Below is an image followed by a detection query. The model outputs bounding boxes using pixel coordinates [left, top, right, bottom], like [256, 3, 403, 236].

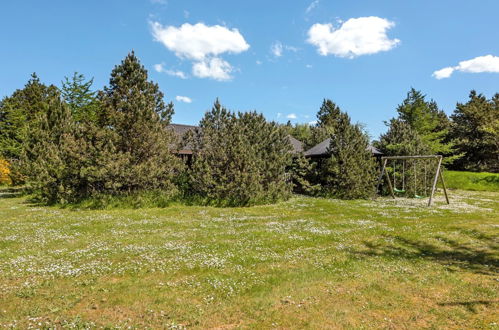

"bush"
[0, 158, 11, 185]
[19, 52, 183, 204]
[309, 99, 377, 199]
[320, 117, 377, 199]
[187, 100, 292, 206]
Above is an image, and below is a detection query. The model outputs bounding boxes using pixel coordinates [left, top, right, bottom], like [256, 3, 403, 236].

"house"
[304, 138, 383, 159]
[168, 123, 197, 156]
[168, 123, 305, 161]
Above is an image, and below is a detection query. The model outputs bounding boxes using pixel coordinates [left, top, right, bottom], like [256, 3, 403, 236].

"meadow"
[0, 187, 497, 329]
[444, 170, 499, 192]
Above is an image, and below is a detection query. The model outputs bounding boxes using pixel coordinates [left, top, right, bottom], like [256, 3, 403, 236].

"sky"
[1, 0, 498, 138]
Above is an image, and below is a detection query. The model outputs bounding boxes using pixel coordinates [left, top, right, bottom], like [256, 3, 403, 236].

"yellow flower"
[0, 158, 12, 185]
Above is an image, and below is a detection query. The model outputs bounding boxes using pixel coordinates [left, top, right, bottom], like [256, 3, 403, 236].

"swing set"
[376, 155, 450, 207]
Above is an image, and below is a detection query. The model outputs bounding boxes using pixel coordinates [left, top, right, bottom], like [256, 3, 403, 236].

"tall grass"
[443, 170, 499, 192]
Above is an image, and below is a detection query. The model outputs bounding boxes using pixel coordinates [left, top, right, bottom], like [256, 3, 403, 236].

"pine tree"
[310, 99, 342, 146]
[395, 88, 458, 163]
[0, 74, 60, 184]
[97, 51, 182, 194]
[61, 72, 99, 123]
[378, 119, 429, 156]
[189, 100, 292, 206]
[450, 91, 499, 172]
[0, 74, 59, 161]
[288, 153, 320, 195]
[20, 89, 83, 202]
[319, 112, 377, 199]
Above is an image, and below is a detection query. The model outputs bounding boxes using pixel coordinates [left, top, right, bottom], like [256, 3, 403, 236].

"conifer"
[97, 51, 182, 194]
[189, 100, 292, 206]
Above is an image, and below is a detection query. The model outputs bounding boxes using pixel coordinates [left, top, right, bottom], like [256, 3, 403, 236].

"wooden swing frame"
[376, 155, 450, 207]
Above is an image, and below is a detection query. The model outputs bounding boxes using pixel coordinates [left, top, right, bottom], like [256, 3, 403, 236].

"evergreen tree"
[377, 119, 429, 156]
[0, 74, 60, 184]
[310, 99, 342, 146]
[19, 89, 83, 202]
[319, 111, 377, 199]
[450, 91, 499, 172]
[288, 153, 320, 195]
[394, 88, 458, 162]
[281, 122, 314, 149]
[97, 51, 182, 194]
[189, 100, 292, 206]
[0, 74, 59, 161]
[61, 72, 99, 123]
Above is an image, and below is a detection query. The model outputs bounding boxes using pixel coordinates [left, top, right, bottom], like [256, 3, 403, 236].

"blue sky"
[1, 0, 498, 138]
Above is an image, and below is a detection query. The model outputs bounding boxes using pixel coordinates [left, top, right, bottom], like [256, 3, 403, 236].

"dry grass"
[0, 188, 497, 328]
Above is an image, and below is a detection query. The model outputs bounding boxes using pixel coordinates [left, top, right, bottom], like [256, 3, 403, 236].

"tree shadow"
[0, 186, 25, 199]
[437, 300, 498, 313]
[352, 231, 498, 275]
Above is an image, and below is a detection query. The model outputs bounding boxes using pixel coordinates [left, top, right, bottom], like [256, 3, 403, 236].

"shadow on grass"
[352, 231, 498, 275]
[437, 300, 498, 313]
[0, 186, 25, 199]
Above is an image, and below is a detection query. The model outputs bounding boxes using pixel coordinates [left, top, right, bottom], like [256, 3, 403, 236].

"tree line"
[0, 52, 497, 206]
[284, 88, 498, 172]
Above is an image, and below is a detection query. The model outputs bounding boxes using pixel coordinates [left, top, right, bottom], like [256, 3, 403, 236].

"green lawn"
[444, 170, 499, 192]
[0, 188, 498, 329]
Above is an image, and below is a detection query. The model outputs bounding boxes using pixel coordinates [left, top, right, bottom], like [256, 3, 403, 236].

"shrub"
[18, 52, 183, 204]
[320, 116, 377, 199]
[0, 158, 11, 185]
[188, 100, 292, 206]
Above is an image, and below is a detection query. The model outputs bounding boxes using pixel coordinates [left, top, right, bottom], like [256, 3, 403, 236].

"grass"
[0, 187, 497, 328]
[443, 170, 499, 192]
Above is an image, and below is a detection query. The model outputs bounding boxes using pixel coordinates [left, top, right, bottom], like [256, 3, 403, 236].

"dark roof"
[168, 123, 305, 154]
[168, 124, 197, 155]
[288, 135, 304, 153]
[366, 145, 383, 155]
[168, 123, 197, 136]
[304, 138, 331, 156]
[304, 138, 382, 156]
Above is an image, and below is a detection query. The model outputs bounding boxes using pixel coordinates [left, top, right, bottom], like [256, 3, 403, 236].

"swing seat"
[394, 188, 406, 193]
[414, 194, 425, 199]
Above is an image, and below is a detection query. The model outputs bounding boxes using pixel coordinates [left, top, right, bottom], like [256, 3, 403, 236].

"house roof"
[168, 123, 197, 136]
[167, 124, 197, 155]
[304, 138, 382, 156]
[168, 123, 305, 154]
[288, 135, 304, 153]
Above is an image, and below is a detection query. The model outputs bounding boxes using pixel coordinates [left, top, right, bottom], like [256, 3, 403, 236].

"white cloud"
[150, 22, 249, 81]
[270, 41, 299, 58]
[192, 57, 233, 81]
[433, 55, 499, 79]
[166, 70, 187, 79]
[305, 64, 313, 68]
[308, 120, 317, 125]
[307, 16, 400, 58]
[286, 113, 297, 119]
[154, 63, 188, 79]
[175, 95, 192, 103]
[432, 67, 454, 79]
[154, 63, 165, 72]
[151, 22, 249, 60]
[277, 112, 282, 118]
[306, 0, 320, 14]
[256, 60, 262, 65]
[271, 42, 283, 57]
